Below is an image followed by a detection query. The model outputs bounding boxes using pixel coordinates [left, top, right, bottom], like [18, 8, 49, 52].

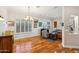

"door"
[63, 6, 79, 48]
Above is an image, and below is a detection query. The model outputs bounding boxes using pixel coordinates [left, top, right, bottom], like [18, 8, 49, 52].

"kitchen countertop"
[0, 35, 13, 37]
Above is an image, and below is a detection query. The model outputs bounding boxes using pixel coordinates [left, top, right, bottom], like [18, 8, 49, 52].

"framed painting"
[39, 22, 42, 27]
[34, 20, 38, 28]
[7, 21, 15, 26]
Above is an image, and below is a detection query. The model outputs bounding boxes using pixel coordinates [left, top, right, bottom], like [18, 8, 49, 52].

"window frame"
[14, 19, 32, 34]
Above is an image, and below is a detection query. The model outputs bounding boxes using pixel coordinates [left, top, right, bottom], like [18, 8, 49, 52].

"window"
[15, 19, 32, 33]
[16, 20, 20, 33]
[29, 21, 32, 31]
[25, 20, 28, 32]
[21, 20, 25, 32]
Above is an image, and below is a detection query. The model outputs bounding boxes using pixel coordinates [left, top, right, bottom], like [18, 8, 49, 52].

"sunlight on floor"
[14, 42, 32, 53]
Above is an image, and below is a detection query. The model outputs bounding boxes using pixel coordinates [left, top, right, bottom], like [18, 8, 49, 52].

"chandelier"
[24, 6, 33, 21]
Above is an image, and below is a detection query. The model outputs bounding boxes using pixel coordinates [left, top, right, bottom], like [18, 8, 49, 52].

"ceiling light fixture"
[24, 6, 33, 21]
[0, 16, 4, 21]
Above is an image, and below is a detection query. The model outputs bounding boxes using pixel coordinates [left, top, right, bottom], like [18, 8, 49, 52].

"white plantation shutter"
[15, 19, 32, 33]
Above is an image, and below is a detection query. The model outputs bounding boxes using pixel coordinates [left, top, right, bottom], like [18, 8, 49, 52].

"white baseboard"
[15, 34, 40, 40]
[62, 44, 79, 49]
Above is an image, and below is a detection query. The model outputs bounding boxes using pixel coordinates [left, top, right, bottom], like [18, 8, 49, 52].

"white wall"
[63, 6, 79, 48]
[0, 7, 8, 36]
[50, 6, 62, 32]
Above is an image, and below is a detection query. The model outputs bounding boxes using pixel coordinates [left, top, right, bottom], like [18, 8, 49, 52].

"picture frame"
[39, 22, 42, 27]
[34, 20, 38, 28]
[7, 21, 15, 26]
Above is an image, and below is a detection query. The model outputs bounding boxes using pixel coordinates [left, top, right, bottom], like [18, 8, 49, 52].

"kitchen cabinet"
[0, 35, 14, 53]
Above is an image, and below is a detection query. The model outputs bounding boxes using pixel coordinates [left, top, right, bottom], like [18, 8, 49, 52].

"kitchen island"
[0, 35, 14, 53]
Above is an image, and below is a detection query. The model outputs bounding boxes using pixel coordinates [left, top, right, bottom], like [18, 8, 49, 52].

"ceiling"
[1, 6, 62, 19]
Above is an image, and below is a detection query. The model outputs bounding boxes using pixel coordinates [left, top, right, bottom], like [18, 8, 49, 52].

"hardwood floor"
[13, 36, 76, 53]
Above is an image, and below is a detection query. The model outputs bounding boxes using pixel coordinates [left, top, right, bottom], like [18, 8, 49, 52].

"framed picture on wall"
[7, 21, 15, 26]
[34, 20, 38, 28]
[39, 22, 42, 27]
[54, 21, 57, 28]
